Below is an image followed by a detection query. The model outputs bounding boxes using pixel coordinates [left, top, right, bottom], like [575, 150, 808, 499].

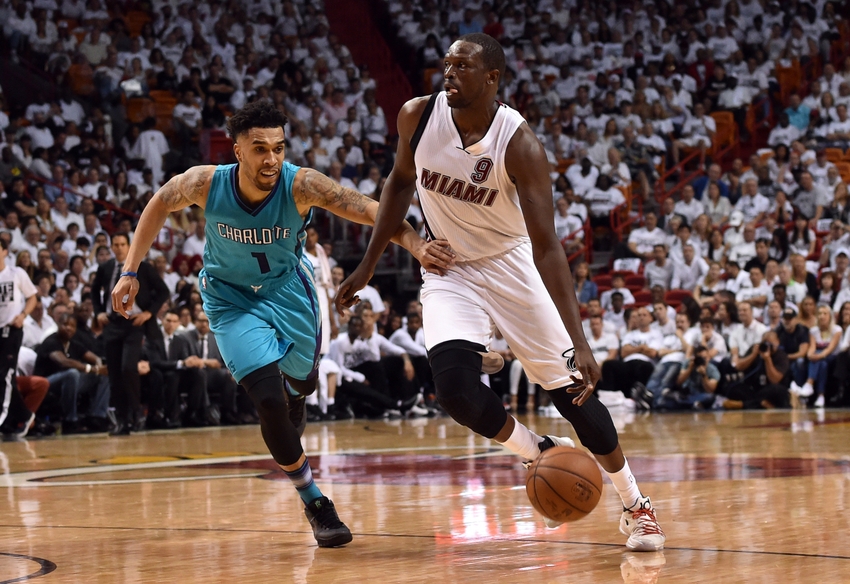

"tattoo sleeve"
[298, 169, 371, 216]
[158, 167, 211, 211]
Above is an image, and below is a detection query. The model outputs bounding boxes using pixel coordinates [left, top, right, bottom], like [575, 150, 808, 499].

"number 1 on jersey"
[251, 252, 270, 274]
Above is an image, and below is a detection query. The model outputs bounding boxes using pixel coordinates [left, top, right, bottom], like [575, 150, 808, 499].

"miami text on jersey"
[216, 223, 292, 245]
[419, 168, 500, 207]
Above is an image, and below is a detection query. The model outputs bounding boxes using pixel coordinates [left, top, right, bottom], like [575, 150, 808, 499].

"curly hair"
[227, 101, 289, 142]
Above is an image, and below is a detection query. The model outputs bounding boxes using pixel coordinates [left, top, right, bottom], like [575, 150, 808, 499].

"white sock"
[327, 397, 335, 406]
[499, 418, 544, 460]
[608, 458, 643, 509]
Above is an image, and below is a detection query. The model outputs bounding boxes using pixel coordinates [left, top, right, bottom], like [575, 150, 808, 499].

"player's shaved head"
[457, 33, 505, 78]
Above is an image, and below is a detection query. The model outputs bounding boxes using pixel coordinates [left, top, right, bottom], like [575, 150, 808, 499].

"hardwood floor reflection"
[1, 409, 849, 583]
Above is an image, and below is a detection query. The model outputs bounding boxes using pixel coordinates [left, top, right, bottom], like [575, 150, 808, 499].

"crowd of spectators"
[382, 0, 850, 413]
[0, 0, 428, 436]
[2, 0, 850, 437]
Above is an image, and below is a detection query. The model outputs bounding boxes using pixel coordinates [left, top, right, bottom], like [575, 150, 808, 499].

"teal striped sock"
[284, 459, 323, 504]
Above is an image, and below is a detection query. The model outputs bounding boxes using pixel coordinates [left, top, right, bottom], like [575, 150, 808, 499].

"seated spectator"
[645, 244, 674, 290]
[602, 292, 627, 335]
[598, 306, 664, 403]
[728, 223, 758, 266]
[674, 185, 704, 226]
[144, 310, 210, 428]
[572, 261, 597, 308]
[791, 305, 842, 409]
[789, 215, 817, 258]
[33, 312, 110, 434]
[554, 196, 584, 253]
[600, 274, 635, 310]
[627, 211, 667, 261]
[182, 311, 240, 426]
[582, 298, 619, 339]
[22, 296, 54, 349]
[744, 238, 771, 274]
[767, 113, 801, 147]
[736, 266, 771, 320]
[587, 314, 619, 367]
[566, 156, 600, 198]
[643, 312, 694, 410]
[722, 330, 790, 410]
[703, 182, 732, 227]
[735, 179, 770, 224]
[584, 175, 626, 224]
[326, 315, 421, 418]
[693, 261, 726, 307]
[671, 244, 709, 291]
[663, 344, 720, 410]
[672, 103, 716, 170]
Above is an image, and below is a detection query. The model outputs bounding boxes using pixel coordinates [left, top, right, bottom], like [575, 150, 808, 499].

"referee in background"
[0, 239, 38, 436]
[92, 233, 169, 435]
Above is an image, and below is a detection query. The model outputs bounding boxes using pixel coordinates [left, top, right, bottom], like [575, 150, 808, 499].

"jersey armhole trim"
[409, 92, 439, 157]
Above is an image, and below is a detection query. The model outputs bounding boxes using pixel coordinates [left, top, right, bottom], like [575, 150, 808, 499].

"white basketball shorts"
[420, 241, 583, 390]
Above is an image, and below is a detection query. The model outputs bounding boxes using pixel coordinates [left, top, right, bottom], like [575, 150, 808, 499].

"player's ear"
[233, 142, 242, 163]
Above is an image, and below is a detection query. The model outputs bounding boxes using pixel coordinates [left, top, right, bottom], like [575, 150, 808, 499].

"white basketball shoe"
[620, 496, 666, 551]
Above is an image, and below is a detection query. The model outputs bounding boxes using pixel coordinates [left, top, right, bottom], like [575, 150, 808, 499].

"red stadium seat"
[665, 289, 693, 308]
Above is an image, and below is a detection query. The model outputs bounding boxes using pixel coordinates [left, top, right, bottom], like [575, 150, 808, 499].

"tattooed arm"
[294, 167, 455, 293]
[111, 165, 215, 317]
[294, 167, 422, 253]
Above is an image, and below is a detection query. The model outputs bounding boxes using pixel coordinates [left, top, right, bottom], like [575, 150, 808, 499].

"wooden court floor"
[1, 409, 849, 583]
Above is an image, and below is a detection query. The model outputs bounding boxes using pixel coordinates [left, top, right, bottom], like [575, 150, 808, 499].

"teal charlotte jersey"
[199, 162, 322, 383]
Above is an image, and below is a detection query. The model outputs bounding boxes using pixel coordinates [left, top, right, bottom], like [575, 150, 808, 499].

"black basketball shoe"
[304, 496, 353, 548]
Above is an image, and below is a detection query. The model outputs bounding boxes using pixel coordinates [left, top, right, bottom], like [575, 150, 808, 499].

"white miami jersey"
[414, 92, 530, 262]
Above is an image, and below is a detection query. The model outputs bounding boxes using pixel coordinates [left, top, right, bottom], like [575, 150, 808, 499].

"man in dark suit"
[144, 309, 209, 427]
[91, 233, 169, 435]
[181, 310, 241, 425]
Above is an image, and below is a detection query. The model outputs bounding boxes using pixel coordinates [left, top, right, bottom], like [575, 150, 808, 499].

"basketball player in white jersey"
[337, 34, 665, 551]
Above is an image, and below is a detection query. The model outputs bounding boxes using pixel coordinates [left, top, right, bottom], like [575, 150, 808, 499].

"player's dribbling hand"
[414, 239, 455, 276]
[567, 346, 602, 406]
[112, 275, 140, 319]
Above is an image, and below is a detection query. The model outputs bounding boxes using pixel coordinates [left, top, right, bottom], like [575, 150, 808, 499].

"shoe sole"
[626, 539, 665, 552]
[316, 530, 353, 548]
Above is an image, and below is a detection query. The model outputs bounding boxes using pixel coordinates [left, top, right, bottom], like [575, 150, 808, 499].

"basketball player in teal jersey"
[111, 101, 454, 548]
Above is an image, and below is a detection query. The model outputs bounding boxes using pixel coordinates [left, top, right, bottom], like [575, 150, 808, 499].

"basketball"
[526, 447, 603, 523]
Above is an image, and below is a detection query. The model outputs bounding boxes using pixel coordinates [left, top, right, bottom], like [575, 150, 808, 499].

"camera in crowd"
[759, 341, 771, 353]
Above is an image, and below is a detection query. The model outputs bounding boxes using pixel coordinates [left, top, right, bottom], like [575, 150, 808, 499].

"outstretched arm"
[333, 96, 455, 310]
[505, 123, 601, 405]
[293, 166, 454, 278]
[112, 165, 215, 317]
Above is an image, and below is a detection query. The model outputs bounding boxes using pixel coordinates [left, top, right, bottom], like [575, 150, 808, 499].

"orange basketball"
[526, 446, 603, 523]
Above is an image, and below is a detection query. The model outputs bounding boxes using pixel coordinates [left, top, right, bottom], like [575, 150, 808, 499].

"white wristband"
[85, 364, 92, 374]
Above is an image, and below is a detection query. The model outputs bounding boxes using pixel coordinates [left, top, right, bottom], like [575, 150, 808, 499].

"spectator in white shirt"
[587, 315, 620, 366]
[600, 274, 636, 310]
[735, 179, 770, 223]
[627, 211, 667, 260]
[181, 218, 206, 258]
[672, 103, 716, 170]
[565, 156, 599, 197]
[598, 306, 665, 398]
[735, 266, 771, 320]
[584, 175, 625, 220]
[768, 112, 802, 147]
[645, 244, 674, 290]
[674, 185, 704, 226]
[554, 196, 584, 252]
[671, 244, 709, 291]
[729, 301, 768, 367]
